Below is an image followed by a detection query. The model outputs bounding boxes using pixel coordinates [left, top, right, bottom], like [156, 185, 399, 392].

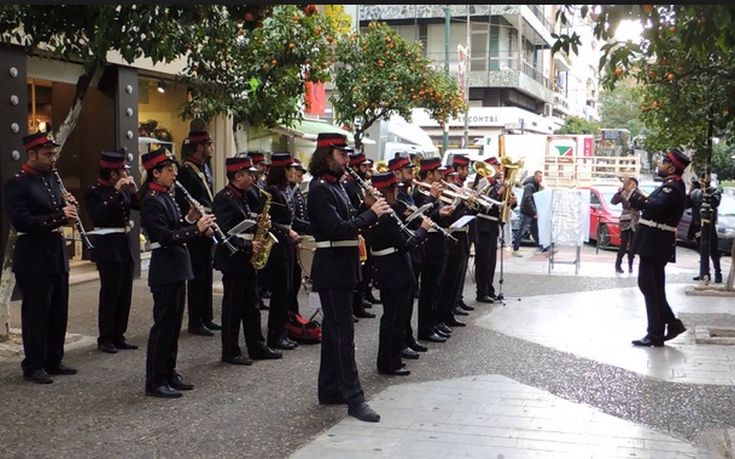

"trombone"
[440, 179, 501, 211]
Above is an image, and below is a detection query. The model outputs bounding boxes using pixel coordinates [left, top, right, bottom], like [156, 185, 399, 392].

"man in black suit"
[629, 148, 690, 347]
[84, 149, 139, 354]
[306, 133, 390, 423]
[474, 157, 503, 303]
[175, 130, 220, 336]
[4, 131, 79, 384]
[140, 147, 216, 398]
[212, 157, 282, 365]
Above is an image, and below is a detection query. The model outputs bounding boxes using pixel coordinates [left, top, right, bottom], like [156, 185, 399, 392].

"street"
[0, 244, 733, 458]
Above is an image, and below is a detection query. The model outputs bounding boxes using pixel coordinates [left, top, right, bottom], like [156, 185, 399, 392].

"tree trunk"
[0, 66, 101, 340]
[727, 238, 735, 291]
[353, 130, 363, 153]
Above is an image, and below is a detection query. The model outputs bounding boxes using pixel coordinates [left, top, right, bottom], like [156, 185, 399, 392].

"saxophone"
[250, 188, 277, 270]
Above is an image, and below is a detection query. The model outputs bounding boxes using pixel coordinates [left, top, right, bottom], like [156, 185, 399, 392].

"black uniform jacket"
[4, 165, 69, 274]
[84, 180, 138, 263]
[367, 203, 428, 291]
[475, 178, 503, 233]
[630, 175, 686, 263]
[342, 175, 363, 210]
[140, 184, 199, 287]
[267, 184, 311, 259]
[290, 185, 311, 232]
[175, 159, 214, 215]
[212, 184, 256, 275]
[306, 172, 378, 291]
[412, 187, 446, 256]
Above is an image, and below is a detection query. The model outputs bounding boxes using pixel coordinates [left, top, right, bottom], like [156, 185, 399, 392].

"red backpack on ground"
[286, 310, 322, 343]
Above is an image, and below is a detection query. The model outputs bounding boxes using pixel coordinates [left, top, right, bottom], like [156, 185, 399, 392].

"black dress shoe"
[664, 319, 687, 341]
[615, 266, 624, 274]
[435, 323, 452, 335]
[418, 332, 447, 343]
[188, 325, 214, 336]
[269, 337, 297, 350]
[113, 339, 138, 350]
[401, 347, 420, 359]
[284, 336, 299, 347]
[379, 366, 411, 376]
[475, 295, 494, 303]
[446, 317, 466, 327]
[146, 384, 182, 399]
[631, 335, 664, 347]
[204, 321, 222, 331]
[353, 315, 359, 323]
[168, 373, 194, 390]
[348, 402, 381, 422]
[434, 328, 451, 339]
[715, 274, 723, 283]
[98, 341, 117, 354]
[459, 301, 475, 311]
[24, 369, 53, 384]
[365, 291, 382, 304]
[409, 342, 428, 353]
[222, 355, 253, 366]
[46, 363, 77, 375]
[453, 308, 470, 316]
[250, 347, 283, 360]
[354, 309, 376, 319]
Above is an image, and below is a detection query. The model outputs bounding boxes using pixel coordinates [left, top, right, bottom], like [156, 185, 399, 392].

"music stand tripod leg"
[495, 224, 521, 305]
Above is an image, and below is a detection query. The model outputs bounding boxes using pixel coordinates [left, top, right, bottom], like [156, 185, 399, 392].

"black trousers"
[146, 282, 186, 388]
[97, 261, 134, 344]
[290, 261, 302, 315]
[403, 260, 421, 347]
[221, 272, 265, 359]
[16, 272, 69, 375]
[697, 225, 722, 278]
[267, 248, 295, 341]
[318, 287, 365, 406]
[186, 238, 214, 329]
[353, 256, 372, 312]
[378, 286, 412, 373]
[616, 228, 635, 270]
[475, 226, 499, 297]
[637, 257, 675, 339]
[417, 251, 446, 336]
[438, 237, 465, 323]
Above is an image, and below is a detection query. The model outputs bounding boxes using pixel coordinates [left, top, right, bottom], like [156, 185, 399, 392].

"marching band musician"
[342, 152, 376, 320]
[246, 150, 271, 311]
[366, 172, 432, 376]
[628, 148, 690, 347]
[175, 130, 220, 336]
[412, 157, 454, 343]
[84, 149, 139, 354]
[448, 155, 476, 317]
[306, 132, 390, 423]
[4, 131, 78, 384]
[213, 157, 282, 365]
[388, 156, 429, 358]
[139, 147, 216, 398]
[474, 157, 503, 303]
[265, 153, 309, 351]
[288, 158, 311, 314]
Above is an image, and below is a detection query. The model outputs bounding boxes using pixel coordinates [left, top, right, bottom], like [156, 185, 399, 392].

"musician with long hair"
[288, 159, 311, 314]
[265, 153, 309, 350]
[307, 133, 390, 423]
[140, 147, 215, 398]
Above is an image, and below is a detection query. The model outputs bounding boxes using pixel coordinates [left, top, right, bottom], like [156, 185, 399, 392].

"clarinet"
[396, 198, 457, 242]
[344, 165, 415, 240]
[173, 181, 238, 255]
[51, 169, 94, 250]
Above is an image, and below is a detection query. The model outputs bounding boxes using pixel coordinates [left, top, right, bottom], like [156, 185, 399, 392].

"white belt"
[17, 227, 63, 236]
[477, 214, 499, 222]
[370, 247, 398, 257]
[639, 218, 676, 233]
[427, 228, 438, 233]
[315, 239, 360, 249]
[450, 227, 469, 233]
[87, 227, 130, 235]
[233, 234, 254, 241]
[147, 242, 162, 250]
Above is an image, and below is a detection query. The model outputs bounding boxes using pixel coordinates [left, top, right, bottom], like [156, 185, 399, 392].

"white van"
[441, 148, 492, 166]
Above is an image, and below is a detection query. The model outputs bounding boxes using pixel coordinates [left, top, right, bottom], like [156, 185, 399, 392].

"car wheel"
[598, 224, 612, 250]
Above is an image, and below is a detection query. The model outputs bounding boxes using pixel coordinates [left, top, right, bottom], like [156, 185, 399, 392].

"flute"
[174, 181, 238, 255]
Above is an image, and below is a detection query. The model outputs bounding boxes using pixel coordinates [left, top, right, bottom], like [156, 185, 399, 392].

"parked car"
[676, 192, 735, 254]
[577, 185, 622, 249]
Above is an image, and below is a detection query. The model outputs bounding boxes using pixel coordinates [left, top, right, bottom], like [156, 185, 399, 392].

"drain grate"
[694, 326, 735, 345]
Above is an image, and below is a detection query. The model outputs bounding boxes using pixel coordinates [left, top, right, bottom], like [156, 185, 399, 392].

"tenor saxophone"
[250, 188, 277, 270]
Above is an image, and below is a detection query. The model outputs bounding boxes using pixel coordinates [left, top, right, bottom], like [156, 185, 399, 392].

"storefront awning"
[272, 119, 375, 145]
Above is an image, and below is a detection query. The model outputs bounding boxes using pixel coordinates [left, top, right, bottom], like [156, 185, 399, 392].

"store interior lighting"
[157, 81, 166, 94]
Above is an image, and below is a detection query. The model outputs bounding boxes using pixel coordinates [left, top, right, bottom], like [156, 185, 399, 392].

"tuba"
[499, 156, 524, 223]
[472, 160, 496, 179]
[375, 160, 390, 173]
[250, 188, 278, 270]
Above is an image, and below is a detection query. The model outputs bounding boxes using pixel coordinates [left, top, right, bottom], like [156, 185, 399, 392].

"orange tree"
[331, 21, 466, 151]
[179, 4, 336, 149]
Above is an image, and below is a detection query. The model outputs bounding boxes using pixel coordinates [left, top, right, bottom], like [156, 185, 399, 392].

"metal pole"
[443, 5, 450, 153]
[463, 5, 470, 149]
[699, 114, 713, 282]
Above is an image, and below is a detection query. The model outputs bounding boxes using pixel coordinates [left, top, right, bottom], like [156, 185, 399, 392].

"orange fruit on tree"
[666, 72, 675, 81]
[614, 68, 623, 77]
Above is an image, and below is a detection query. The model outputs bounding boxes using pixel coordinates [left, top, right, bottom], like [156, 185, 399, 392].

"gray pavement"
[0, 244, 732, 458]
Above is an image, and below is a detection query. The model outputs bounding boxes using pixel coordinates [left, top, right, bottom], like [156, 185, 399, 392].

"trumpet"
[440, 179, 501, 211]
[51, 168, 94, 250]
[174, 181, 238, 255]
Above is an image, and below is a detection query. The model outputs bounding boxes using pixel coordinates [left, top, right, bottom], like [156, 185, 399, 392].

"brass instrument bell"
[375, 160, 390, 173]
[472, 160, 496, 178]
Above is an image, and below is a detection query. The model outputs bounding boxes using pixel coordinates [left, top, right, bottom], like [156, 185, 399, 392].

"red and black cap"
[485, 157, 499, 165]
[142, 147, 176, 171]
[226, 157, 257, 173]
[370, 172, 397, 190]
[100, 149, 130, 170]
[419, 157, 442, 172]
[23, 131, 60, 152]
[316, 132, 354, 153]
[246, 151, 266, 165]
[270, 152, 294, 168]
[452, 154, 470, 167]
[664, 148, 691, 173]
[388, 156, 411, 171]
[348, 152, 370, 166]
[292, 158, 307, 173]
[184, 130, 213, 145]
[437, 165, 452, 176]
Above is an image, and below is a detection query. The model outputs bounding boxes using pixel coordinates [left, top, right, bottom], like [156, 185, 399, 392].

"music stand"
[495, 219, 522, 305]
